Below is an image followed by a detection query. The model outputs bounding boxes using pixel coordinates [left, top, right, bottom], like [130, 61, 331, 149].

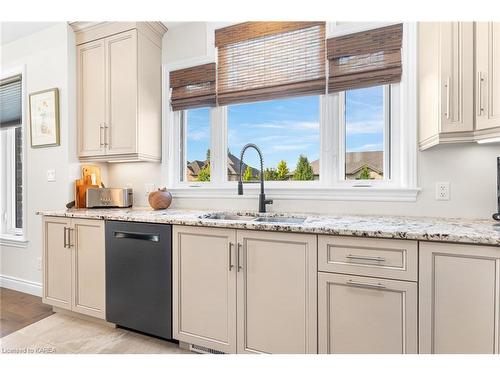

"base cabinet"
[173, 226, 237, 354]
[419, 242, 500, 354]
[43, 217, 105, 319]
[318, 272, 417, 354]
[172, 226, 317, 354]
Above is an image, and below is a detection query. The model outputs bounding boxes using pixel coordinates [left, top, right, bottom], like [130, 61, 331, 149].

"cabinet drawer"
[318, 236, 417, 281]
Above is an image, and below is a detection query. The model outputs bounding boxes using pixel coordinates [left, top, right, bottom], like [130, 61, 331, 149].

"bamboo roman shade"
[170, 63, 216, 111]
[327, 24, 403, 93]
[0, 75, 22, 130]
[215, 22, 326, 105]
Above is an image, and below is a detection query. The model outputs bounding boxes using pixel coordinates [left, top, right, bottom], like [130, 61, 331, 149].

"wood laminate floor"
[0, 287, 53, 338]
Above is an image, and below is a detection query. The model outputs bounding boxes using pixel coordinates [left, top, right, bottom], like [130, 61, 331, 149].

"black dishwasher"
[105, 221, 172, 340]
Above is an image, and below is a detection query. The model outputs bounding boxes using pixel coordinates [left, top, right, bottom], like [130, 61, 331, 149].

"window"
[227, 96, 320, 181]
[0, 72, 24, 238]
[344, 85, 389, 181]
[165, 22, 417, 200]
[180, 107, 211, 182]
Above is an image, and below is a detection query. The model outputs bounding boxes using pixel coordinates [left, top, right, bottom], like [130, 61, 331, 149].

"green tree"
[264, 168, 278, 181]
[243, 165, 253, 181]
[197, 163, 210, 182]
[358, 166, 371, 180]
[276, 160, 289, 181]
[293, 155, 314, 181]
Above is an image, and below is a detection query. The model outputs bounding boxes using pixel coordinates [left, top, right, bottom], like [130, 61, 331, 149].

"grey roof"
[345, 151, 383, 174]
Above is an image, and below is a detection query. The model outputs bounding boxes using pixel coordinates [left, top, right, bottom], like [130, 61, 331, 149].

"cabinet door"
[77, 40, 106, 157]
[173, 226, 237, 353]
[318, 272, 417, 354]
[420, 242, 500, 354]
[476, 22, 500, 131]
[236, 230, 317, 354]
[43, 217, 72, 310]
[105, 30, 138, 156]
[71, 219, 106, 319]
[439, 22, 474, 133]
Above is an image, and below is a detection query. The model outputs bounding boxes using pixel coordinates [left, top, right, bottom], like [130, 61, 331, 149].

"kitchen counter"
[37, 208, 500, 246]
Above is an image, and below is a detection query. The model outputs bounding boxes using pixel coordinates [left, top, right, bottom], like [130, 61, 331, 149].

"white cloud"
[271, 143, 312, 152]
[187, 129, 209, 141]
[346, 120, 384, 135]
[349, 143, 383, 152]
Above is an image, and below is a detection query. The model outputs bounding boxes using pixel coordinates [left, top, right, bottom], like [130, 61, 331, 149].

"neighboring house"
[345, 151, 383, 180]
[308, 151, 383, 180]
[186, 153, 260, 181]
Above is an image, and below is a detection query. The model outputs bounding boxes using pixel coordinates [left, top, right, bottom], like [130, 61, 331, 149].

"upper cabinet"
[475, 22, 500, 135]
[72, 22, 166, 162]
[419, 22, 500, 150]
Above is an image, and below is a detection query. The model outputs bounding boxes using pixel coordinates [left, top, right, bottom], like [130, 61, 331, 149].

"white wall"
[108, 22, 500, 220]
[0, 23, 108, 293]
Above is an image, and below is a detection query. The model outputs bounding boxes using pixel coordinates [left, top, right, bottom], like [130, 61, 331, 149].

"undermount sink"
[201, 213, 306, 225]
[203, 213, 255, 221]
[253, 217, 306, 224]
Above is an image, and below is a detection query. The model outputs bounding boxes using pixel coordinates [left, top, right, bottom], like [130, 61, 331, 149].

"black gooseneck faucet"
[237, 143, 273, 213]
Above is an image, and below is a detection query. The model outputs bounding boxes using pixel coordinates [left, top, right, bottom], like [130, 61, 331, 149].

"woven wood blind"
[327, 24, 403, 93]
[170, 63, 216, 111]
[215, 22, 326, 105]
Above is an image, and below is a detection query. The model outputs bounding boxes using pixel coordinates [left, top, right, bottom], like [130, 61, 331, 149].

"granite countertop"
[37, 208, 500, 246]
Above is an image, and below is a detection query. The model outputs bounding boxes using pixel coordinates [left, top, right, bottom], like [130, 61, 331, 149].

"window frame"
[0, 65, 28, 246]
[163, 23, 418, 201]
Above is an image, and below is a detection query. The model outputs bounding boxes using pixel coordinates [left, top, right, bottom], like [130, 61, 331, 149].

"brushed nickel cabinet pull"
[478, 71, 485, 115]
[68, 228, 74, 248]
[237, 243, 243, 272]
[99, 123, 105, 147]
[346, 280, 386, 290]
[346, 254, 386, 262]
[63, 227, 68, 248]
[104, 123, 110, 147]
[444, 77, 451, 120]
[229, 242, 234, 271]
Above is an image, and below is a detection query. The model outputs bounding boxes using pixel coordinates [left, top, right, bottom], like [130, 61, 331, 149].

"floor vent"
[190, 344, 225, 354]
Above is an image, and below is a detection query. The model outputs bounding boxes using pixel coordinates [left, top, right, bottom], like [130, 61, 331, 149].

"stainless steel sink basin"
[253, 217, 306, 224]
[203, 213, 255, 221]
[201, 213, 306, 224]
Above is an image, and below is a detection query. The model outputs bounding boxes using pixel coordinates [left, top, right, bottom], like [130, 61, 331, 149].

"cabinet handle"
[478, 71, 485, 115]
[63, 227, 68, 248]
[229, 242, 234, 271]
[68, 228, 74, 248]
[346, 280, 386, 290]
[345, 254, 386, 263]
[237, 243, 243, 272]
[104, 123, 110, 147]
[99, 123, 105, 147]
[444, 77, 451, 120]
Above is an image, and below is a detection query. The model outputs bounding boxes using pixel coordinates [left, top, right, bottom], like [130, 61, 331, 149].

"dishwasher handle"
[113, 231, 160, 242]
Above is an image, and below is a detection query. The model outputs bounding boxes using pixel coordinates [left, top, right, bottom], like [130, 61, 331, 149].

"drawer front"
[318, 236, 418, 281]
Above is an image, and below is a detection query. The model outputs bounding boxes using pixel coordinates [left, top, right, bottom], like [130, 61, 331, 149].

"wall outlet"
[144, 183, 156, 196]
[36, 257, 42, 271]
[46, 169, 56, 182]
[435, 182, 450, 201]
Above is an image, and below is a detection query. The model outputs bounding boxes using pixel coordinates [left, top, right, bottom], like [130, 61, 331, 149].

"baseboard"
[0, 274, 42, 297]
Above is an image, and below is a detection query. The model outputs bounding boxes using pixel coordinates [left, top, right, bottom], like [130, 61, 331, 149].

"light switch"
[47, 169, 56, 182]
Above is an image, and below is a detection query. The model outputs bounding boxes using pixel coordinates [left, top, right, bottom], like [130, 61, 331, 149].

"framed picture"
[29, 88, 60, 148]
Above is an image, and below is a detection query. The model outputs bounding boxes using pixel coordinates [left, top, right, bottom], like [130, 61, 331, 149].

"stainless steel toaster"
[86, 188, 133, 208]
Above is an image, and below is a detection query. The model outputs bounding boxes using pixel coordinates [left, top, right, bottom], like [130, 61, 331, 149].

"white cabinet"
[419, 242, 500, 354]
[236, 230, 317, 354]
[318, 272, 417, 354]
[317, 235, 418, 354]
[419, 21, 500, 149]
[43, 217, 105, 319]
[172, 226, 317, 354]
[419, 22, 475, 149]
[73, 22, 165, 162]
[475, 22, 500, 135]
[172, 226, 237, 354]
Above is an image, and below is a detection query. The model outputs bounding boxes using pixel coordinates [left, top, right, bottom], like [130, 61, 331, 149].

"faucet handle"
[265, 199, 273, 205]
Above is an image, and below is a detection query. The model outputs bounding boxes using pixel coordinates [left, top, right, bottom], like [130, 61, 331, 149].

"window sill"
[0, 234, 29, 249]
[167, 185, 421, 202]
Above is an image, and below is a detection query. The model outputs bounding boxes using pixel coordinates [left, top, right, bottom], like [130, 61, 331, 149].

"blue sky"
[186, 87, 384, 171]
